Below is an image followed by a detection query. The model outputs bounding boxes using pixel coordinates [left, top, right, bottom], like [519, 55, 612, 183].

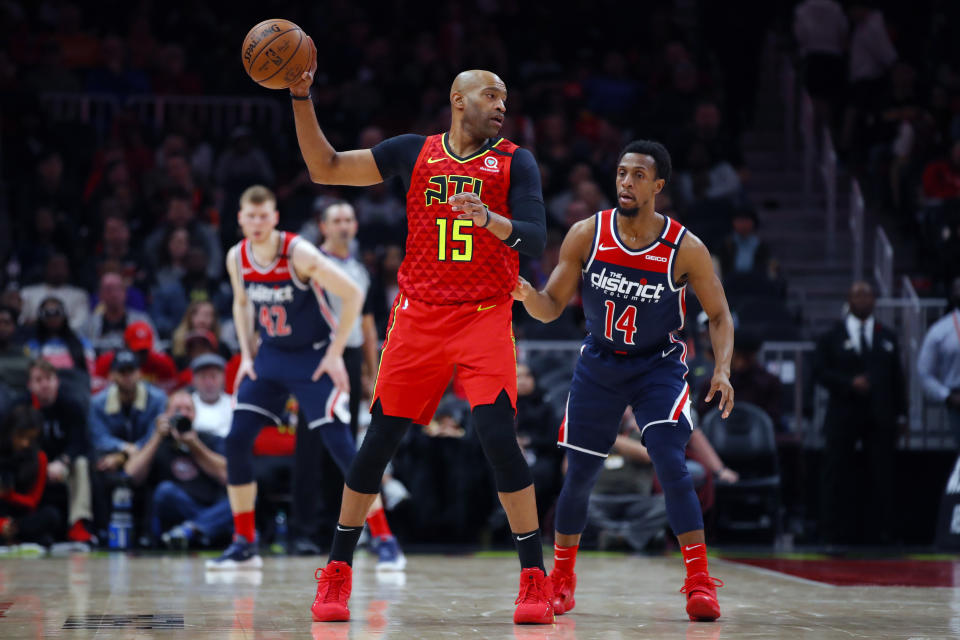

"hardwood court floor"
[0, 551, 956, 639]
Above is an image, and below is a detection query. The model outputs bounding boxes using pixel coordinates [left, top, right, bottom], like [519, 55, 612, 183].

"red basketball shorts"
[371, 293, 517, 425]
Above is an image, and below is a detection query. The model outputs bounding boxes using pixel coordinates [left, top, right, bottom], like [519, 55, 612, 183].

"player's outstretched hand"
[289, 36, 317, 98]
[705, 371, 734, 419]
[449, 192, 490, 226]
[234, 357, 258, 388]
[313, 352, 350, 392]
[511, 276, 534, 301]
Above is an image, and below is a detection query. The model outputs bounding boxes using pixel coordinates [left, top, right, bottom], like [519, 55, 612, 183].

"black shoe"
[292, 537, 322, 556]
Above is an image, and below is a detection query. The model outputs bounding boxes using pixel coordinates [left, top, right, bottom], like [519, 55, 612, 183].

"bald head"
[450, 69, 505, 98]
[449, 70, 507, 140]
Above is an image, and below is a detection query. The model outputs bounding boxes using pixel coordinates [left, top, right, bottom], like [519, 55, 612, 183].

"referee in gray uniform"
[291, 201, 380, 554]
[317, 201, 379, 431]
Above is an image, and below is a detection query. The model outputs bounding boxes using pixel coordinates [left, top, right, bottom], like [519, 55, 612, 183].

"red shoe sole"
[311, 607, 350, 622]
[686, 594, 721, 621]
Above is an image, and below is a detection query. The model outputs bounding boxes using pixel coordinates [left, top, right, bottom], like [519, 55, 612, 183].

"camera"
[171, 413, 193, 434]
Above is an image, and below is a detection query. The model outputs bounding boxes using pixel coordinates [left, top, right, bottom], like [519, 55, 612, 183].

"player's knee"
[555, 450, 605, 535]
[643, 421, 691, 484]
[225, 410, 264, 485]
[345, 401, 410, 494]
[473, 392, 531, 493]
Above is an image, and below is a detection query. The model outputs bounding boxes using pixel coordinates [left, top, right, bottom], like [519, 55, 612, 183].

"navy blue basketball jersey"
[581, 209, 688, 355]
[235, 232, 336, 351]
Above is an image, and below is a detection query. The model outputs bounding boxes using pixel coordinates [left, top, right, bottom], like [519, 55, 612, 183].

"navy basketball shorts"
[234, 342, 350, 428]
[558, 333, 693, 457]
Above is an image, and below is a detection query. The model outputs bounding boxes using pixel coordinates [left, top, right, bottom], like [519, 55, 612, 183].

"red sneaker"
[680, 572, 723, 621]
[311, 561, 352, 622]
[513, 567, 555, 624]
[67, 520, 95, 544]
[549, 568, 576, 615]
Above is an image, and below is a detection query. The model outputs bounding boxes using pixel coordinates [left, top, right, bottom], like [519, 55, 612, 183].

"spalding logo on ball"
[241, 19, 312, 90]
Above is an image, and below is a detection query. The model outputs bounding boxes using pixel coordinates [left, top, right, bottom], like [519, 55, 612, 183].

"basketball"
[240, 19, 311, 90]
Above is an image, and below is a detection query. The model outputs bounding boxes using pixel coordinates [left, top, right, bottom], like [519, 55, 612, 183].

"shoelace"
[315, 567, 345, 603]
[515, 574, 542, 605]
[679, 575, 725, 594]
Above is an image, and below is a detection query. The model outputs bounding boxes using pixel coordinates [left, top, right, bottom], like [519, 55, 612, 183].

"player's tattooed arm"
[511, 216, 595, 323]
[677, 232, 735, 418]
[226, 246, 258, 386]
[289, 37, 384, 187]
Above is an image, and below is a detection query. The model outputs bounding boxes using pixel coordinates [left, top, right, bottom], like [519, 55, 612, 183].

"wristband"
[290, 92, 311, 101]
[481, 206, 492, 228]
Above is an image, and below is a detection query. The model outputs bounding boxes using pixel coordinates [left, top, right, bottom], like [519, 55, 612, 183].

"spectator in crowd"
[17, 207, 79, 286]
[85, 270, 155, 354]
[20, 253, 90, 332]
[143, 191, 221, 281]
[922, 140, 960, 201]
[189, 354, 231, 439]
[715, 207, 778, 281]
[93, 214, 147, 293]
[89, 349, 167, 464]
[88, 349, 167, 540]
[918, 276, 960, 447]
[152, 226, 190, 290]
[27, 359, 95, 544]
[150, 246, 231, 338]
[587, 409, 668, 551]
[25, 297, 95, 385]
[169, 301, 230, 370]
[391, 393, 495, 544]
[124, 389, 230, 549]
[843, 2, 898, 153]
[84, 35, 151, 99]
[92, 322, 178, 393]
[515, 363, 562, 525]
[814, 281, 906, 545]
[352, 183, 407, 249]
[793, 0, 848, 130]
[698, 331, 783, 431]
[673, 141, 742, 212]
[215, 127, 275, 249]
[0, 306, 30, 390]
[0, 405, 61, 547]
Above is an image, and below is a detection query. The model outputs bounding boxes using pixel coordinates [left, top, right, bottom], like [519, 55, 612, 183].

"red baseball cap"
[185, 329, 219, 350]
[124, 321, 153, 352]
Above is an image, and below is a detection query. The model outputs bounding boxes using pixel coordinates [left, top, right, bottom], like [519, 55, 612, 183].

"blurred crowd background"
[0, 0, 959, 554]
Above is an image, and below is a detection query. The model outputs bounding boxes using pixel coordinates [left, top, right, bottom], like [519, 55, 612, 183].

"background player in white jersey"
[208, 185, 400, 570]
[513, 140, 735, 621]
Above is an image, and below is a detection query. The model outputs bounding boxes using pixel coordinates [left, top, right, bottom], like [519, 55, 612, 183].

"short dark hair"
[320, 200, 353, 223]
[28, 358, 58, 378]
[617, 140, 672, 183]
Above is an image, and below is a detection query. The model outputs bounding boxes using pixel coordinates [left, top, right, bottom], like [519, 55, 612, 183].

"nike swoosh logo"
[683, 544, 703, 551]
[477, 304, 497, 311]
[516, 533, 537, 541]
[598, 244, 617, 251]
[662, 346, 678, 358]
[685, 557, 701, 563]
[336, 526, 355, 532]
[510, 239, 521, 247]
[427, 157, 445, 163]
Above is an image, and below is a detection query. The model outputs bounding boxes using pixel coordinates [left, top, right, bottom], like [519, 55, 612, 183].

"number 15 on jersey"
[436, 217, 473, 262]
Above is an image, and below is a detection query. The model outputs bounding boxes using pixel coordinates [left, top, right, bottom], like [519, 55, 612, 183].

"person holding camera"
[125, 388, 231, 548]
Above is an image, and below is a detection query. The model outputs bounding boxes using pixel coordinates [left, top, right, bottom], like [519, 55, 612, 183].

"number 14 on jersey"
[604, 300, 638, 345]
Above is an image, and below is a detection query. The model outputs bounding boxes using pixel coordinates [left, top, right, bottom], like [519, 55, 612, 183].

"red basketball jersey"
[399, 133, 519, 304]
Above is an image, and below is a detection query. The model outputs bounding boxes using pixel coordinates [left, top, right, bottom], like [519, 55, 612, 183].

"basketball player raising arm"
[286, 39, 556, 625]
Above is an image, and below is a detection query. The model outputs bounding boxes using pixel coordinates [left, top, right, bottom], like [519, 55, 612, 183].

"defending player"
[288, 41, 553, 624]
[206, 185, 402, 571]
[513, 140, 734, 621]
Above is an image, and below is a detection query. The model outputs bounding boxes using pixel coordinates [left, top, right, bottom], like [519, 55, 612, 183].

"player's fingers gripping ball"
[241, 19, 314, 90]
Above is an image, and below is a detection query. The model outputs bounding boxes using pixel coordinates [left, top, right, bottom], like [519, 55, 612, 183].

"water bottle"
[108, 486, 133, 550]
[274, 510, 288, 553]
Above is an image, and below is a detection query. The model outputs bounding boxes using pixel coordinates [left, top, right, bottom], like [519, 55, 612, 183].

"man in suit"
[814, 281, 906, 546]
